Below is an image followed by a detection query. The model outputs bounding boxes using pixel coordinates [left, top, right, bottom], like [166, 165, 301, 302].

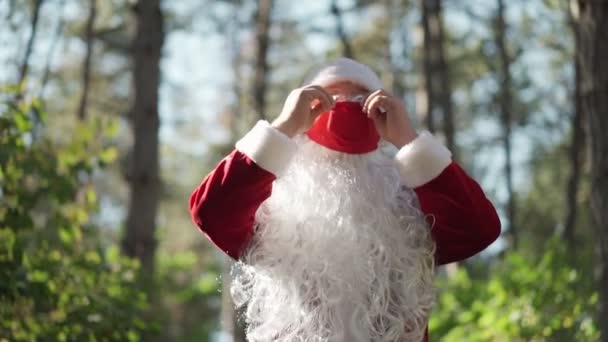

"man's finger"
[305, 85, 334, 108]
[363, 89, 385, 113]
[303, 88, 333, 111]
[302, 87, 332, 106]
[367, 96, 388, 118]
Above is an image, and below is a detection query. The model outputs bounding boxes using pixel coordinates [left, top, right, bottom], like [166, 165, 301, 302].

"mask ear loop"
[331, 94, 367, 104]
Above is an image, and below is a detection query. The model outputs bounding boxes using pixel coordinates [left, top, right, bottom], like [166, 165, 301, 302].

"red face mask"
[306, 101, 380, 154]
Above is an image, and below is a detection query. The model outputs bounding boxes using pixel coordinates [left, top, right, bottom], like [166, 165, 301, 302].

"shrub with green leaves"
[430, 240, 599, 342]
[0, 88, 152, 341]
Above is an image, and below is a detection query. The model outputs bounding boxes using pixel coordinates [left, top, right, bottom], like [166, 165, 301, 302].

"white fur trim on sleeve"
[395, 131, 452, 188]
[235, 120, 298, 177]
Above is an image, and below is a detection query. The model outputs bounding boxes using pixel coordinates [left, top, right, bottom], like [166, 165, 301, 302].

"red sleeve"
[189, 150, 275, 260]
[414, 162, 501, 265]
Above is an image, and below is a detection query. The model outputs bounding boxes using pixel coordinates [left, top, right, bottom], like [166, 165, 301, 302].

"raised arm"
[189, 121, 296, 259]
[190, 86, 335, 259]
[394, 131, 501, 265]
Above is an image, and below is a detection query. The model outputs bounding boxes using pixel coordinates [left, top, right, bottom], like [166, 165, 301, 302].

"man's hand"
[272, 86, 335, 138]
[363, 89, 418, 148]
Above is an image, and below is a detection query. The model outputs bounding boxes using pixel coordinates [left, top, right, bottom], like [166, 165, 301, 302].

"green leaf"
[196, 272, 219, 295]
[99, 147, 118, 163]
[29, 270, 49, 282]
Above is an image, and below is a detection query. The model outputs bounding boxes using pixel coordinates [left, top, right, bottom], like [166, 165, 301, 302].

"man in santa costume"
[189, 58, 501, 341]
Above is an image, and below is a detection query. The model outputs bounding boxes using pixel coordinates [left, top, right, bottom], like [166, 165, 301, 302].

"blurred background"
[1, 0, 606, 341]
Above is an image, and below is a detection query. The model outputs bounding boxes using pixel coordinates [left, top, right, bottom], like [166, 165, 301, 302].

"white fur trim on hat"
[395, 131, 452, 188]
[236, 120, 298, 177]
[305, 58, 384, 91]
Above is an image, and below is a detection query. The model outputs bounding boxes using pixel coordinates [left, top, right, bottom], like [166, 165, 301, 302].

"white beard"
[231, 136, 436, 342]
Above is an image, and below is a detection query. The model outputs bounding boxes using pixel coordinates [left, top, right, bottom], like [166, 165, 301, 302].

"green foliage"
[154, 249, 221, 341]
[0, 91, 153, 341]
[430, 240, 599, 342]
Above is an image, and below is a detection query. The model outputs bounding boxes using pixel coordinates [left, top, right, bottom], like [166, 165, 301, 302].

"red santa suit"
[189, 58, 501, 341]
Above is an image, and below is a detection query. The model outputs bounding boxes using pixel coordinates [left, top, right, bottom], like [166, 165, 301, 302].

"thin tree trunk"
[577, 0, 608, 339]
[330, 0, 354, 59]
[39, 0, 66, 98]
[18, 0, 44, 86]
[252, 0, 273, 121]
[76, 0, 97, 121]
[229, 23, 243, 139]
[420, 0, 436, 133]
[122, 0, 164, 276]
[495, 0, 516, 248]
[431, 0, 455, 157]
[420, 0, 453, 151]
[563, 0, 585, 251]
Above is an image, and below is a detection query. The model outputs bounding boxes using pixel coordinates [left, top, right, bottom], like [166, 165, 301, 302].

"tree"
[252, 0, 273, 120]
[576, 0, 608, 339]
[330, 0, 354, 58]
[494, 0, 516, 248]
[39, 0, 66, 98]
[18, 0, 44, 88]
[76, 0, 97, 120]
[563, 0, 586, 252]
[122, 0, 165, 275]
[420, 0, 455, 156]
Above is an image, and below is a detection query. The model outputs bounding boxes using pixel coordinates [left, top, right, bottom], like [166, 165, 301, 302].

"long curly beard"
[231, 136, 436, 342]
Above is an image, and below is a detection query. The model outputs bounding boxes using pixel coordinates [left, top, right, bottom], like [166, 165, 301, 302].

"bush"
[430, 240, 599, 342]
[0, 89, 152, 341]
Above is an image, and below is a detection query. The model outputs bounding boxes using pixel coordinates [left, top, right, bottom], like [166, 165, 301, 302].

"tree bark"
[330, 0, 354, 59]
[122, 0, 164, 276]
[495, 0, 516, 248]
[563, 0, 586, 252]
[577, 0, 608, 339]
[420, 0, 454, 157]
[76, 0, 97, 120]
[252, 0, 273, 121]
[18, 0, 44, 87]
[420, 0, 436, 133]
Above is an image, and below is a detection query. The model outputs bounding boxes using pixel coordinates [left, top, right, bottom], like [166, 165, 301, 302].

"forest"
[1, 0, 607, 341]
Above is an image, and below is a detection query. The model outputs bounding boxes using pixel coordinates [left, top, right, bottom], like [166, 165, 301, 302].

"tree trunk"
[229, 22, 243, 139]
[563, 0, 586, 251]
[577, 0, 608, 339]
[495, 0, 516, 248]
[76, 0, 97, 121]
[330, 0, 354, 59]
[420, 0, 454, 157]
[122, 0, 164, 276]
[40, 0, 66, 98]
[420, 0, 436, 133]
[252, 0, 273, 121]
[18, 0, 43, 87]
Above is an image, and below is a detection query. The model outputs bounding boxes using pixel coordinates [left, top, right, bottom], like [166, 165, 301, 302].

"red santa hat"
[304, 57, 383, 91]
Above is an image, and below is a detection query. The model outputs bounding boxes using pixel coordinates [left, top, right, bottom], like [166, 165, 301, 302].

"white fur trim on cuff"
[235, 120, 297, 177]
[395, 131, 452, 188]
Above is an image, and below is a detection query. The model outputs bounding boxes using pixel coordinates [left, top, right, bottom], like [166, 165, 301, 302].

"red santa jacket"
[189, 121, 501, 341]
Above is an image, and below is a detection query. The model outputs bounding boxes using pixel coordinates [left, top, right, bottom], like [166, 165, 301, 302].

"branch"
[77, 0, 97, 120]
[18, 0, 44, 86]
